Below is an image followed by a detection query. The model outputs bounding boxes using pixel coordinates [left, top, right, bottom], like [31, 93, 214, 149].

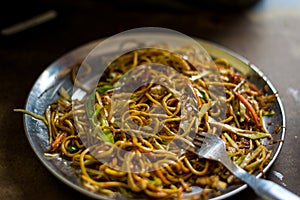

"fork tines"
[192, 132, 207, 148]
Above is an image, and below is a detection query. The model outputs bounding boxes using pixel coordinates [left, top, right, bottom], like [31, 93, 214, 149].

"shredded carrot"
[235, 93, 261, 129]
[184, 77, 202, 106]
[51, 132, 67, 152]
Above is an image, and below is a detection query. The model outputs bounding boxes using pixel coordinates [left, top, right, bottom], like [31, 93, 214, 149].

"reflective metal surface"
[23, 38, 285, 199]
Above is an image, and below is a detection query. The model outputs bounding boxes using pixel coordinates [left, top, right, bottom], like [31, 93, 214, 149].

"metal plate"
[23, 38, 285, 200]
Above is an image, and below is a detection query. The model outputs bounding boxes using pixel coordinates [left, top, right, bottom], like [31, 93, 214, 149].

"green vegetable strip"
[224, 132, 239, 150]
[13, 109, 48, 125]
[97, 85, 114, 94]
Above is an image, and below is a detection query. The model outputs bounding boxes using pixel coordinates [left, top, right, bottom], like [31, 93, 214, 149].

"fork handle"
[224, 161, 300, 200]
[243, 174, 300, 200]
[252, 178, 300, 200]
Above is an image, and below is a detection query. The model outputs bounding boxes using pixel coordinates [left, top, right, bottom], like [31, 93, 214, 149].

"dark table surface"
[1, 0, 299, 199]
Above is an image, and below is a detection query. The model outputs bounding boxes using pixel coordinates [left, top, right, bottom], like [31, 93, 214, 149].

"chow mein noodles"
[15, 47, 277, 199]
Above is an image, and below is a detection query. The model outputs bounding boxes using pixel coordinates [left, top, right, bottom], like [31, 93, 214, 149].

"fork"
[189, 132, 300, 200]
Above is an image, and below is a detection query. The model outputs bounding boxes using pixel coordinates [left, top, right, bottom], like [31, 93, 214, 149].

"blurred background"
[1, 0, 299, 199]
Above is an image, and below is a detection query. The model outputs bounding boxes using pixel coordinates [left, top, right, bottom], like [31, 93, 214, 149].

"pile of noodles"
[16, 48, 277, 199]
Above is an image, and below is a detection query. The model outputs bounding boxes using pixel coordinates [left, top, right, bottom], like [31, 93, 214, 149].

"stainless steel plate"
[23, 38, 285, 199]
